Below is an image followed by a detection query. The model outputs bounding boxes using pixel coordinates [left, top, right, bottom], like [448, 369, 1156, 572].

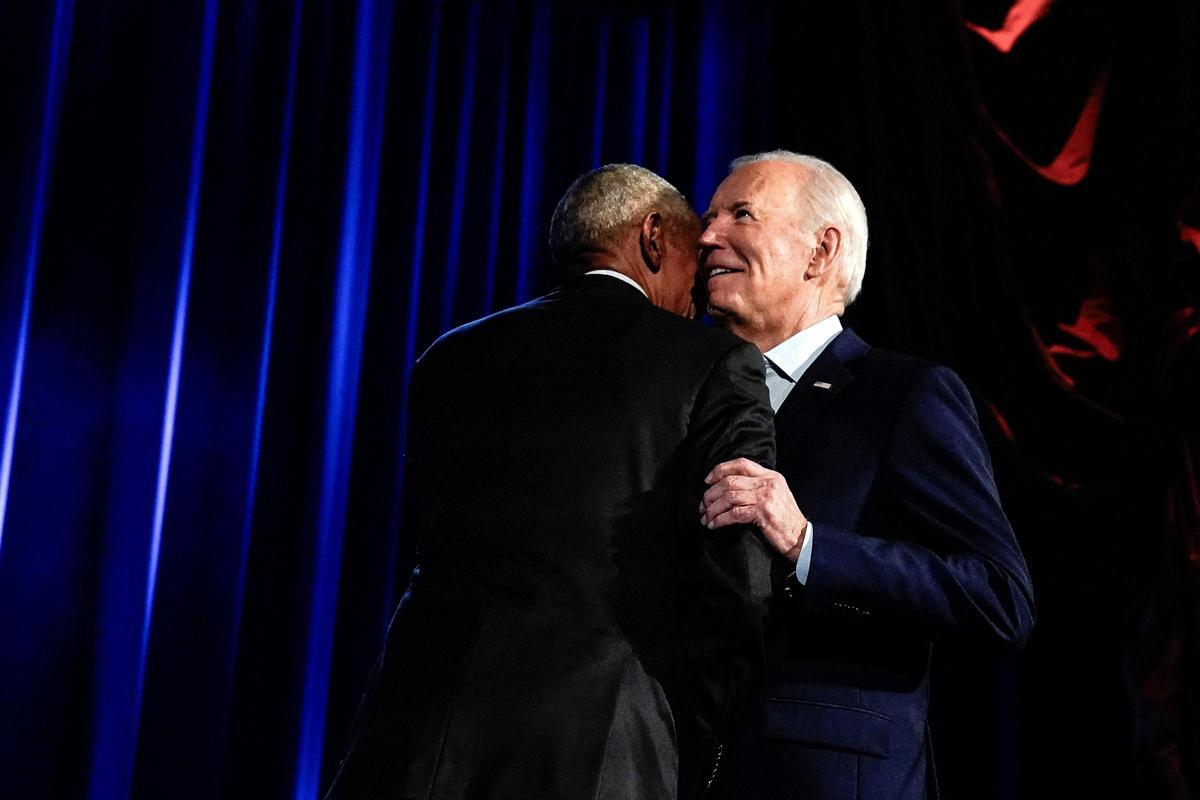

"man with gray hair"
[697, 151, 1035, 799]
[326, 164, 776, 800]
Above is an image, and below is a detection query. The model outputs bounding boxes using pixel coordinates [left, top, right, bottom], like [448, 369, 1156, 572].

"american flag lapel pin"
[813, 381, 833, 390]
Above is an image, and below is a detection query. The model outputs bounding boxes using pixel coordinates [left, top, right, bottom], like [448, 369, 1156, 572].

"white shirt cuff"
[794, 521, 813, 584]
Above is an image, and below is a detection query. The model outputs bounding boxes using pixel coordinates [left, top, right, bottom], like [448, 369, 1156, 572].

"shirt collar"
[763, 315, 843, 382]
[583, 269, 647, 298]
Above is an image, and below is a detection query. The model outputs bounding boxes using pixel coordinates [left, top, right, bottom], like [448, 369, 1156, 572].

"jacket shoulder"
[414, 298, 542, 367]
[418, 294, 753, 378]
[648, 309, 750, 356]
[856, 346, 967, 396]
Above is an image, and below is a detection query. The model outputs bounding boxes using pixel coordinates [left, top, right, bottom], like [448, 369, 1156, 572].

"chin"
[705, 304, 734, 328]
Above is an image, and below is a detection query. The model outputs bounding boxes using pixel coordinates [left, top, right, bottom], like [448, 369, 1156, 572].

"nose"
[698, 217, 724, 250]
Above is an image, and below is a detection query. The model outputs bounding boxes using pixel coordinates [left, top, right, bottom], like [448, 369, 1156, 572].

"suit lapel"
[773, 329, 870, 461]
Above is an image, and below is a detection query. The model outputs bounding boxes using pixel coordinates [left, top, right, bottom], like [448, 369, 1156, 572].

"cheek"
[765, 245, 804, 287]
[677, 250, 699, 274]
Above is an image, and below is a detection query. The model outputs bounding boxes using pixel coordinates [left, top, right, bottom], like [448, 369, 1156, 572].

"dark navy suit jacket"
[731, 328, 1035, 800]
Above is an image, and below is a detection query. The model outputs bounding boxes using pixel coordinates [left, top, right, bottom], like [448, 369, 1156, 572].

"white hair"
[549, 163, 694, 270]
[730, 150, 869, 304]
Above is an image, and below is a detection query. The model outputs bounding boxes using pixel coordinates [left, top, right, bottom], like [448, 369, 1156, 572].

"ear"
[806, 225, 842, 279]
[639, 211, 665, 273]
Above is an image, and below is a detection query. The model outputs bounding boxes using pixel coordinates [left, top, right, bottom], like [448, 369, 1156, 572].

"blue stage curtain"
[7, 0, 1197, 798]
[0, 1, 770, 796]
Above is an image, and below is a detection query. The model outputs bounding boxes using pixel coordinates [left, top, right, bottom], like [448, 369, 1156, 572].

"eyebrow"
[701, 200, 752, 223]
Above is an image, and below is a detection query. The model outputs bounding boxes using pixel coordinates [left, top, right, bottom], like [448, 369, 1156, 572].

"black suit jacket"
[732, 329, 1035, 800]
[327, 275, 776, 800]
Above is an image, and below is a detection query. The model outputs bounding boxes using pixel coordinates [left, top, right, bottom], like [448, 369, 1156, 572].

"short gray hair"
[549, 164, 695, 270]
[730, 150, 869, 304]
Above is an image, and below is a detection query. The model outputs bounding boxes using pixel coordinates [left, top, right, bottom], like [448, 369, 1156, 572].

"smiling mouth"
[706, 267, 742, 280]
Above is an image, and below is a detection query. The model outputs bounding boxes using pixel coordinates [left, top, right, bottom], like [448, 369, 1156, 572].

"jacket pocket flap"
[761, 698, 891, 758]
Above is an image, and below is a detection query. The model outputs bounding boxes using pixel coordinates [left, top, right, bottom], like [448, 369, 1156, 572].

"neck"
[736, 310, 840, 353]
[577, 253, 647, 289]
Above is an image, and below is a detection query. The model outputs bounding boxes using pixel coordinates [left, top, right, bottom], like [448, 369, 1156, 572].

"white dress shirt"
[762, 315, 843, 584]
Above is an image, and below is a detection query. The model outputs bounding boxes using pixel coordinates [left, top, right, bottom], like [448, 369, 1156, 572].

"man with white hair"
[327, 164, 776, 800]
[697, 151, 1035, 799]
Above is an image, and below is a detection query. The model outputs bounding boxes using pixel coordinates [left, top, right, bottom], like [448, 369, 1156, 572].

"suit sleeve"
[801, 365, 1036, 650]
[674, 341, 777, 798]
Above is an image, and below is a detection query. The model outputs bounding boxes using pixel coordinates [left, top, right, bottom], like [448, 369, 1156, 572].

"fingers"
[701, 474, 757, 507]
[699, 475, 761, 521]
[701, 488, 757, 525]
[705, 457, 770, 484]
[693, 466, 808, 562]
[705, 503, 759, 529]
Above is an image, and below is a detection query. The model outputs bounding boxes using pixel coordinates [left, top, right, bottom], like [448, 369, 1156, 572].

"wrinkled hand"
[699, 458, 808, 563]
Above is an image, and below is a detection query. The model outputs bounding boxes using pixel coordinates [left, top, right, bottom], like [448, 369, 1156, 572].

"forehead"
[708, 161, 806, 210]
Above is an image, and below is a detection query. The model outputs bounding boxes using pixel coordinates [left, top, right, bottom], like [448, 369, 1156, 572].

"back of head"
[730, 150, 869, 304]
[549, 164, 695, 275]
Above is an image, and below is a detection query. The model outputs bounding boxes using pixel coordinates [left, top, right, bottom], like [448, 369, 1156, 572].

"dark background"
[1, 0, 1197, 797]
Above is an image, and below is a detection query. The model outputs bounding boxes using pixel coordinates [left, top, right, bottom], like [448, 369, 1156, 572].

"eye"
[734, 207, 753, 220]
